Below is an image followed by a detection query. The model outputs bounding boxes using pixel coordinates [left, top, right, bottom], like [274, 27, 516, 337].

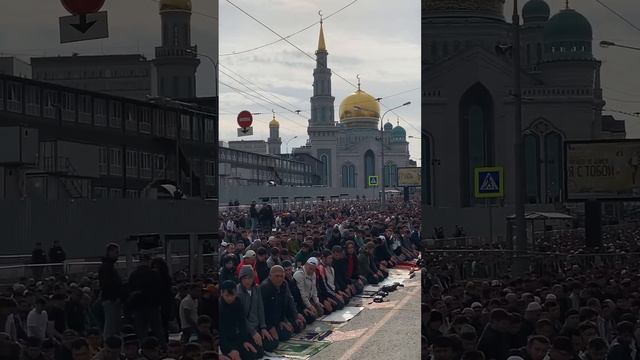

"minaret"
[309, 17, 336, 129]
[268, 112, 282, 155]
[154, 0, 200, 98]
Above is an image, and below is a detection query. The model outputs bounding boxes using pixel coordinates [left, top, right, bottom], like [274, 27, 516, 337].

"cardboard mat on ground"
[319, 306, 364, 323]
[265, 339, 331, 360]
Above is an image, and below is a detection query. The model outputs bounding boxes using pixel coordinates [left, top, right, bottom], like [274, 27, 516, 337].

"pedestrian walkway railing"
[0, 252, 219, 285]
[422, 249, 640, 281]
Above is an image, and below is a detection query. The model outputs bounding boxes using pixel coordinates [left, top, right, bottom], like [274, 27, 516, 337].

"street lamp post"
[600, 40, 640, 52]
[379, 102, 411, 208]
[185, 49, 218, 97]
[285, 136, 298, 154]
[513, 0, 528, 274]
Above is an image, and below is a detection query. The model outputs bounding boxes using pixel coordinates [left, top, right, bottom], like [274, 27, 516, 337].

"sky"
[0, 0, 217, 97]
[218, 0, 422, 161]
[503, 0, 640, 137]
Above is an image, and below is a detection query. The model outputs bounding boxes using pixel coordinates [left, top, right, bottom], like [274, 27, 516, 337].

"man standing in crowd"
[26, 298, 48, 341]
[179, 283, 200, 343]
[48, 241, 66, 275]
[30, 243, 47, 281]
[98, 243, 123, 341]
[127, 253, 164, 345]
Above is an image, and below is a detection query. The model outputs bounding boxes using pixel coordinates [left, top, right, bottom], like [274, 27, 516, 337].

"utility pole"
[513, 0, 528, 274]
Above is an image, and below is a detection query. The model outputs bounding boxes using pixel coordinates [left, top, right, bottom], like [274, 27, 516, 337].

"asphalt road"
[310, 272, 422, 360]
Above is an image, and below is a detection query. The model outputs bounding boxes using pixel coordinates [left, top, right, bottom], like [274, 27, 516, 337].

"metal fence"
[0, 199, 218, 258]
[422, 249, 640, 282]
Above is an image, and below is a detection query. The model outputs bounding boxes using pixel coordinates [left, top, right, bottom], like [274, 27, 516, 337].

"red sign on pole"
[60, 0, 106, 15]
[237, 110, 253, 128]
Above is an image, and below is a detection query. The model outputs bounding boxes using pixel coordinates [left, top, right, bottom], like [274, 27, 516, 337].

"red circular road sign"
[60, 0, 106, 15]
[237, 110, 253, 128]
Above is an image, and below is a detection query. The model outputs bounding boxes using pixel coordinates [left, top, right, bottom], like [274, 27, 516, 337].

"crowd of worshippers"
[0, 242, 220, 360]
[421, 255, 640, 360]
[217, 199, 421, 360]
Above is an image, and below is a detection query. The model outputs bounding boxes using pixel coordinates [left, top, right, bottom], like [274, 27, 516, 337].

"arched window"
[460, 83, 493, 206]
[525, 133, 541, 203]
[348, 165, 356, 188]
[342, 165, 349, 188]
[545, 132, 562, 203]
[364, 150, 375, 188]
[321, 154, 329, 186]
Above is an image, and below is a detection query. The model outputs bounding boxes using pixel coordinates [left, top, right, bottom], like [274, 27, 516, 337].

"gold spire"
[318, 11, 326, 51]
[269, 110, 279, 128]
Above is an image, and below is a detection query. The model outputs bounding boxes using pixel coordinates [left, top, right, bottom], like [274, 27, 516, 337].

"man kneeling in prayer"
[219, 281, 259, 360]
[260, 265, 306, 342]
[237, 265, 278, 357]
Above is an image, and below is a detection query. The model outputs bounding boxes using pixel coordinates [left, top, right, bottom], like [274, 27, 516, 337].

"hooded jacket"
[236, 283, 267, 336]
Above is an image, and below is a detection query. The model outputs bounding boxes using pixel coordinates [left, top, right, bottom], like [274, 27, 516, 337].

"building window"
[364, 150, 375, 188]
[126, 190, 139, 199]
[44, 90, 58, 119]
[460, 83, 493, 206]
[153, 109, 165, 136]
[154, 154, 165, 178]
[78, 95, 92, 124]
[140, 152, 152, 179]
[204, 118, 215, 143]
[109, 147, 122, 176]
[98, 147, 108, 175]
[126, 149, 138, 178]
[93, 187, 108, 199]
[192, 115, 200, 141]
[320, 154, 329, 186]
[6, 82, 22, 113]
[180, 114, 191, 139]
[545, 132, 562, 203]
[94, 98, 107, 126]
[109, 188, 122, 199]
[110, 101, 122, 128]
[125, 104, 137, 132]
[166, 112, 177, 138]
[25, 86, 41, 116]
[140, 107, 151, 134]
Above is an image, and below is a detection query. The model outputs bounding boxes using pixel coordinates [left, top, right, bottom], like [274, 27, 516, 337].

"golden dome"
[269, 117, 280, 128]
[339, 89, 381, 121]
[160, 0, 192, 11]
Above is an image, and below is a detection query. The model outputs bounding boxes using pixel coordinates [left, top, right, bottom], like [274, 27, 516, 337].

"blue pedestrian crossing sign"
[474, 167, 504, 199]
[368, 175, 379, 187]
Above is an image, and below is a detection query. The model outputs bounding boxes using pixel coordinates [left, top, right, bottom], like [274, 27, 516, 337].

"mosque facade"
[422, 0, 626, 237]
[268, 21, 415, 190]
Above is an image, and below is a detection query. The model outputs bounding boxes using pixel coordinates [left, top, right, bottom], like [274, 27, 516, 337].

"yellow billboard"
[398, 167, 421, 187]
[565, 140, 640, 200]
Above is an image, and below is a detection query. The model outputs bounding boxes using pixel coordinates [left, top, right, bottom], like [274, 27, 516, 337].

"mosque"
[422, 0, 626, 238]
[265, 20, 413, 190]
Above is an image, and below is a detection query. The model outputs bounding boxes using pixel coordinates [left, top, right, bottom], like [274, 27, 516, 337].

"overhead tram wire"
[225, 0, 359, 89]
[218, 63, 308, 117]
[602, 108, 640, 117]
[218, 68, 308, 126]
[220, 0, 360, 57]
[224, 0, 423, 138]
[219, 81, 309, 132]
[593, 0, 640, 33]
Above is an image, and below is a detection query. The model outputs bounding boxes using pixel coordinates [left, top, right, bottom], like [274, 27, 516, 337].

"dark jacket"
[219, 297, 250, 355]
[31, 249, 46, 264]
[333, 258, 350, 291]
[286, 277, 305, 313]
[49, 246, 66, 263]
[256, 261, 270, 284]
[98, 257, 123, 302]
[126, 264, 163, 310]
[219, 266, 238, 284]
[259, 279, 298, 328]
[607, 340, 639, 360]
[358, 252, 374, 278]
[477, 324, 510, 360]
